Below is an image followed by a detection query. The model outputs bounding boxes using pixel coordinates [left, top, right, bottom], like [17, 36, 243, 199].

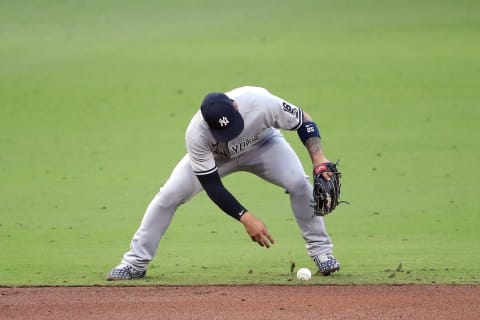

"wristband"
[297, 121, 320, 145]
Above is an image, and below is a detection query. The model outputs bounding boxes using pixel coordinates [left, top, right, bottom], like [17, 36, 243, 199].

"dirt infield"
[1, 285, 479, 320]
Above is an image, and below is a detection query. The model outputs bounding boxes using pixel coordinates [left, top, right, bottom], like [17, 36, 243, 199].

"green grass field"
[1, 0, 479, 286]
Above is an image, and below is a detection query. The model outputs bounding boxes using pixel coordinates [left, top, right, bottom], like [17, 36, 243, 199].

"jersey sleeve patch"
[282, 102, 304, 130]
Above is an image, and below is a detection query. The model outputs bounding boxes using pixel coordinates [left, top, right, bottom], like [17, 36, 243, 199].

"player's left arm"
[257, 89, 333, 177]
[299, 112, 344, 215]
[297, 112, 333, 179]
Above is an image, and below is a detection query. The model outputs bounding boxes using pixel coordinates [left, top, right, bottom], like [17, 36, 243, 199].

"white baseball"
[296, 267, 312, 280]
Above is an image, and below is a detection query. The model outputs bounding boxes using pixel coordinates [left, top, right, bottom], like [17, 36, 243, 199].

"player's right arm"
[194, 169, 247, 221]
[185, 115, 274, 248]
[195, 171, 274, 248]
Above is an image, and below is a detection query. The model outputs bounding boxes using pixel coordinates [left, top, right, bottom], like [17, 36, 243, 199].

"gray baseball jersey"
[186, 86, 304, 175]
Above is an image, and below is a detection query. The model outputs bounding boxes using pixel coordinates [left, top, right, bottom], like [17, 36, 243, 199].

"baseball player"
[107, 86, 340, 280]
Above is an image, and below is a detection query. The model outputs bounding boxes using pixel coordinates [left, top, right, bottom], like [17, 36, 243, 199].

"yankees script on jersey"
[119, 86, 334, 271]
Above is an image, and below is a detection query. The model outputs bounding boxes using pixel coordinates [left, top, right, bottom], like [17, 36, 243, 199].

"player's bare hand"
[314, 160, 335, 181]
[322, 171, 334, 180]
[240, 211, 274, 248]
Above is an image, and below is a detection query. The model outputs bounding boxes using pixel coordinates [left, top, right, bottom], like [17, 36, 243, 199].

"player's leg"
[239, 134, 340, 274]
[108, 154, 204, 280]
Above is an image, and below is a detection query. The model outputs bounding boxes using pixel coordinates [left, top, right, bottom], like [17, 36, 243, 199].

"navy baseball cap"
[200, 92, 244, 142]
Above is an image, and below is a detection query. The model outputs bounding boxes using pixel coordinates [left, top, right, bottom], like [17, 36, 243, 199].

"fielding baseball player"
[107, 86, 341, 280]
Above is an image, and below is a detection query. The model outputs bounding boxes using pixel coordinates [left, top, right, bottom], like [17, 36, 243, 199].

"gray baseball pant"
[121, 134, 333, 270]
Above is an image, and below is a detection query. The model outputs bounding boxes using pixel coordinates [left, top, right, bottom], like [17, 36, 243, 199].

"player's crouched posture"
[107, 86, 340, 280]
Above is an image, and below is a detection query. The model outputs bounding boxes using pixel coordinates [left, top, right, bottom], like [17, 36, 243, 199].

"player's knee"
[285, 176, 312, 197]
[155, 188, 189, 209]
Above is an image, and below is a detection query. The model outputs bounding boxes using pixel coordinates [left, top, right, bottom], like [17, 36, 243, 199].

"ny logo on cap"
[218, 116, 230, 127]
